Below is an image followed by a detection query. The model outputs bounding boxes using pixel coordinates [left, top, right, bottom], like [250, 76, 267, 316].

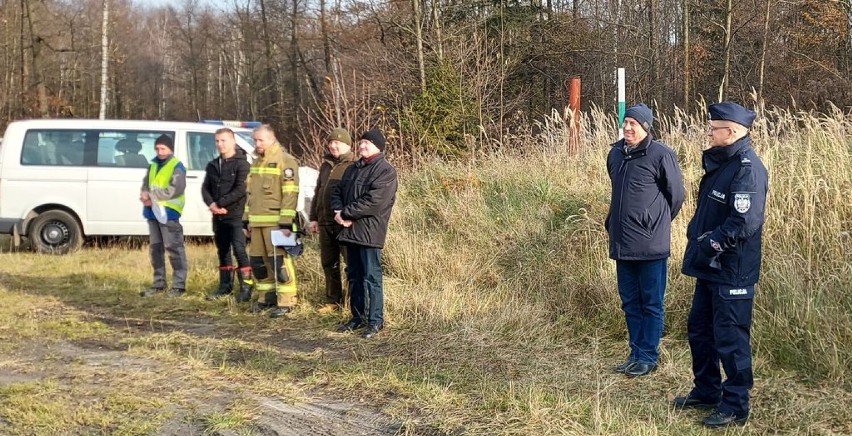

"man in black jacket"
[674, 102, 768, 428]
[202, 128, 253, 301]
[606, 103, 685, 377]
[331, 128, 398, 339]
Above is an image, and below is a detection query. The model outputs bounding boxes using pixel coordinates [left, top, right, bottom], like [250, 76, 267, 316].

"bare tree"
[717, 0, 733, 101]
[98, 0, 109, 119]
[683, 0, 690, 108]
[412, 0, 426, 92]
[756, 0, 771, 105]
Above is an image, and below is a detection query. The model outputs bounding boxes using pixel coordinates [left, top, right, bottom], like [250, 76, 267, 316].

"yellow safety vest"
[148, 157, 185, 214]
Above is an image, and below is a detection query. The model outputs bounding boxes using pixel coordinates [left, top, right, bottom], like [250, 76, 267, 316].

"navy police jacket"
[682, 135, 768, 286]
[606, 135, 685, 260]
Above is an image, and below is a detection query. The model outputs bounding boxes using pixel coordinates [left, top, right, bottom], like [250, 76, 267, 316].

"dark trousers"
[346, 244, 383, 327]
[213, 218, 249, 268]
[319, 225, 346, 305]
[687, 279, 755, 416]
[616, 258, 667, 365]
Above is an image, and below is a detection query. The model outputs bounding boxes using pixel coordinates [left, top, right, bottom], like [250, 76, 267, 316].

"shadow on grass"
[0, 270, 360, 366]
[0, 268, 455, 434]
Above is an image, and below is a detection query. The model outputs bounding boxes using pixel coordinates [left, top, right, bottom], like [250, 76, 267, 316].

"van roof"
[7, 119, 254, 132]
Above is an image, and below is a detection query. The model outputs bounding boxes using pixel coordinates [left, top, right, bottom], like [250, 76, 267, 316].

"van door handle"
[187, 175, 199, 179]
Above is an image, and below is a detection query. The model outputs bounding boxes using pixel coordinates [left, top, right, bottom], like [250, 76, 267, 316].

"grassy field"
[1, 107, 850, 435]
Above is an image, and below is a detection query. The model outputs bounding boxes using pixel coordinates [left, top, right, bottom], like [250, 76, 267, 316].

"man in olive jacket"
[309, 128, 357, 312]
[331, 128, 398, 339]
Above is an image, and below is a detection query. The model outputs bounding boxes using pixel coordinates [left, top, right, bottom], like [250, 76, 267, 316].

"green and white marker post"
[618, 67, 625, 139]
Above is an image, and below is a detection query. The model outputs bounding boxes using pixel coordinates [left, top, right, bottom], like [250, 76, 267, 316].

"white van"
[0, 119, 317, 254]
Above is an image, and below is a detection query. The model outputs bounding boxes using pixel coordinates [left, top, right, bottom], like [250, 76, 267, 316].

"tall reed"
[383, 106, 852, 383]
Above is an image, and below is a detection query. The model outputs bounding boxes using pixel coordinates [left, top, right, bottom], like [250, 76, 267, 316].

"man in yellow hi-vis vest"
[244, 125, 300, 318]
[139, 134, 189, 298]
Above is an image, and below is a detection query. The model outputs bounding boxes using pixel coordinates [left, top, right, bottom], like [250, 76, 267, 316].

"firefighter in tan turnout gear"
[244, 124, 300, 318]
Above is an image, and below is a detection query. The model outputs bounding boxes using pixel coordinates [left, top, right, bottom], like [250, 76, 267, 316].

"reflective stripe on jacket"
[244, 142, 300, 228]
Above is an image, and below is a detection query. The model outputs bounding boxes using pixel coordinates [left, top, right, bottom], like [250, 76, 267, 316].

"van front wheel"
[29, 210, 83, 254]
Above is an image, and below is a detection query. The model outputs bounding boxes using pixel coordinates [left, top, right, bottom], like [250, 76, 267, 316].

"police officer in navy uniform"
[674, 102, 768, 428]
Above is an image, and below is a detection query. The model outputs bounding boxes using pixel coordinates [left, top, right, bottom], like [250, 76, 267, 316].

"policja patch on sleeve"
[733, 193, 751, 213]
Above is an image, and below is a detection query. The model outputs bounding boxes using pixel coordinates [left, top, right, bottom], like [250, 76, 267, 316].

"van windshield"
[236, 131, 255, 150]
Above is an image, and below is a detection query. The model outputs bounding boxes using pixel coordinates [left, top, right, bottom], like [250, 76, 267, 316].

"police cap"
[708, 102, 756, 128]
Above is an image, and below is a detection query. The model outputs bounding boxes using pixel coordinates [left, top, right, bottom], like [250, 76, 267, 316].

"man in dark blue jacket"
[674, 102, 768, 428]
[606, 103, 685, 377]
[331, 128, 398, 339]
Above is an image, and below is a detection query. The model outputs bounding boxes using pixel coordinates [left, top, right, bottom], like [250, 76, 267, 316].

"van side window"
[20, 129, 173, 167]
[186, 132, 216, 171]
[21, 130, 86, 166]
[102, 131, 167, 167]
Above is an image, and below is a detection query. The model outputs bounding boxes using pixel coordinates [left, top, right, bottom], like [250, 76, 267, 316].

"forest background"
[1, 0, 850, 161]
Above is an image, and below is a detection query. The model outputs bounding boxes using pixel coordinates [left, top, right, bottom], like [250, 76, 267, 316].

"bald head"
[252, 124, 278, 155]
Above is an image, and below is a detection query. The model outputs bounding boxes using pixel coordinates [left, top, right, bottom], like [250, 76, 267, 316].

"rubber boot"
[269, 306, 291, 318]
[206, 267, 234, 300]
[251, 291, 277, 313]
[236, 267, 254, 303]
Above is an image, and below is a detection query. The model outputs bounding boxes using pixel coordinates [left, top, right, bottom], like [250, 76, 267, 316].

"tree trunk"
[320, 0, 332, 73]
[290, 0, 302, 140]
[718, 0, 733, 102]
[24, 0, 48, 117]
[845, 0, 851, 85]
[259, 0, 279, 115]
[412, 0, 426, 92]
[99, 0, 109, 119]
[757, 0, 771, 106]
[683, 0, 690, 108]
[432, 0, 443, 63]
[648, 0, 657, 105]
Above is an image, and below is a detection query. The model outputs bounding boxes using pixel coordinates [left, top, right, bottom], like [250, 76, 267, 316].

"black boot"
[206, 267, 234, 300]
[251, 291, 277, 313]
[236, 267, 254, 303]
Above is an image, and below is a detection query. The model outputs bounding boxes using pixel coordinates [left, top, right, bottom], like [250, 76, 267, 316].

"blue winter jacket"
[606, 135, 685, 261]
[682, 135, 768, 286]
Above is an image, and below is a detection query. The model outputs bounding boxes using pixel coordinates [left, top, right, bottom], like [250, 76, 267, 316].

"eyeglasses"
[707, 125, 731, 133]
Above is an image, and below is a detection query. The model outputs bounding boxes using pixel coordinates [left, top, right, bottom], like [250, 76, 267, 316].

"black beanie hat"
[155, 134, 174, 151]
[360, 128, 386, 151]
[624, 103, 654, 133]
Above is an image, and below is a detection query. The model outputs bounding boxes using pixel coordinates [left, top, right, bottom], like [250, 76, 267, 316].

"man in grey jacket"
[606, 104, 685, 377]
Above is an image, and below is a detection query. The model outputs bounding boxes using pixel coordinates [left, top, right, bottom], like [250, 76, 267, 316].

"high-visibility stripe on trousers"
[250, 226, 298, 308]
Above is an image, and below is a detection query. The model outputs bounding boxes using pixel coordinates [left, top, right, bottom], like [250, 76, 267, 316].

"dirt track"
[0, 304, 419, 436]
